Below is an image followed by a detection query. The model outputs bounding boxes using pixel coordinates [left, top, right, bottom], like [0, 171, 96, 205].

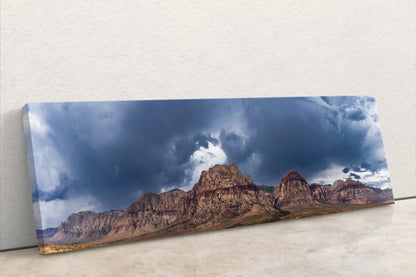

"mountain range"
[40, 164, 393, 245]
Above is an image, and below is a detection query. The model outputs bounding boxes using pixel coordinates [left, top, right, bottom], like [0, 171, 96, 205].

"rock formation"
[309, 178, 393, 204]
[48, 210, 123, 244]
[273, 170, 319, 209]
[46, 165, 394, 245]
[185, 163, 277, 228]
[126, 189, 187, 232]
[48, 164, 279, 244]
[370, 187, 394, 201]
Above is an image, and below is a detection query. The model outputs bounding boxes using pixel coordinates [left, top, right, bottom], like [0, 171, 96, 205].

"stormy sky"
[23, 96, 392, 229]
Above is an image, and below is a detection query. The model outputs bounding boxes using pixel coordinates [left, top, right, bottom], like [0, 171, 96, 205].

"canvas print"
[22, 96, 394, 254]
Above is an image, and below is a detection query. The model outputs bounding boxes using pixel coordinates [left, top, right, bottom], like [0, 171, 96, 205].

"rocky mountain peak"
[44, 165, 394, 247]
[335, 178, 367, 189]
[274, 170, 318, 209]
[161, 188, 187, 197]
[127, 189, 187, 215]
[67, 210, 95, 219]
[185, 163, 277, 227]
[49, 210, 124, 244]
[192, 163, 250, 194]
[311, 178, 384, 204]
[280, 170, 306, 184]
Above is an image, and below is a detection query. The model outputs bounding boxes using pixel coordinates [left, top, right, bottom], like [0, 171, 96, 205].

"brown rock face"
[117, 164, 276, 235]
[309, 183, 332, 203]
[124, 189, 188, 234]
[45, 165, 394, 245]
[47, 164, 279, 244]
[49, 210, 123, 244]
[103, 189, 188, 238]
[273, 170, 319, 209]
[185, 164, 276, 227]
[280, 170, 307, 184]
[191, 163, 249, 194]
[370, 187, 394, 201]
[334, 179, 379, 204]
[310, 179, 391, 204]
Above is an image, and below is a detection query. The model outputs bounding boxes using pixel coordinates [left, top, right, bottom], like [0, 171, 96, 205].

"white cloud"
[27, 109, 71, 193]
[28, 112, 53, 137]
[308, 164, 347, 185]
[35, 196, 103, 229]
[26, 103, 121, 229]
[308, 163, 392, 189]
[189, 141, 227, 183]
[161, 141, 227, 193]
[309, 96, 387, 166]
[33, 144, 69, 192]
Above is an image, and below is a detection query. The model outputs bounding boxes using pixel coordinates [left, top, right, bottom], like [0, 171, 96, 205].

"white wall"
[1, 0, 415, 250]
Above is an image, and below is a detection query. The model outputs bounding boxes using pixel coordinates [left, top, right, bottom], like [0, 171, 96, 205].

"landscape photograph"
[22, 96, 394, 254]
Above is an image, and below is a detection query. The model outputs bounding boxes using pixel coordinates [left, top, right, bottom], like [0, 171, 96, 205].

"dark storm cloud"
[28, 96, 389, 226]
[220, 97, 341, 185]
[170, 134, 219, 164]
[344, 161, 384, 175]
[219, 130, 253, 164]
[219, 96, 386, 186]
[346, 108, 366, 121]
[349, 173, 361, 179]
[32, 172, 75, 203]
[30, 99, 232, 212]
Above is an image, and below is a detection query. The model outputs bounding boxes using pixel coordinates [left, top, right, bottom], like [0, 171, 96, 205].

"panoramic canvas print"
[22, 96, 394, 254]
